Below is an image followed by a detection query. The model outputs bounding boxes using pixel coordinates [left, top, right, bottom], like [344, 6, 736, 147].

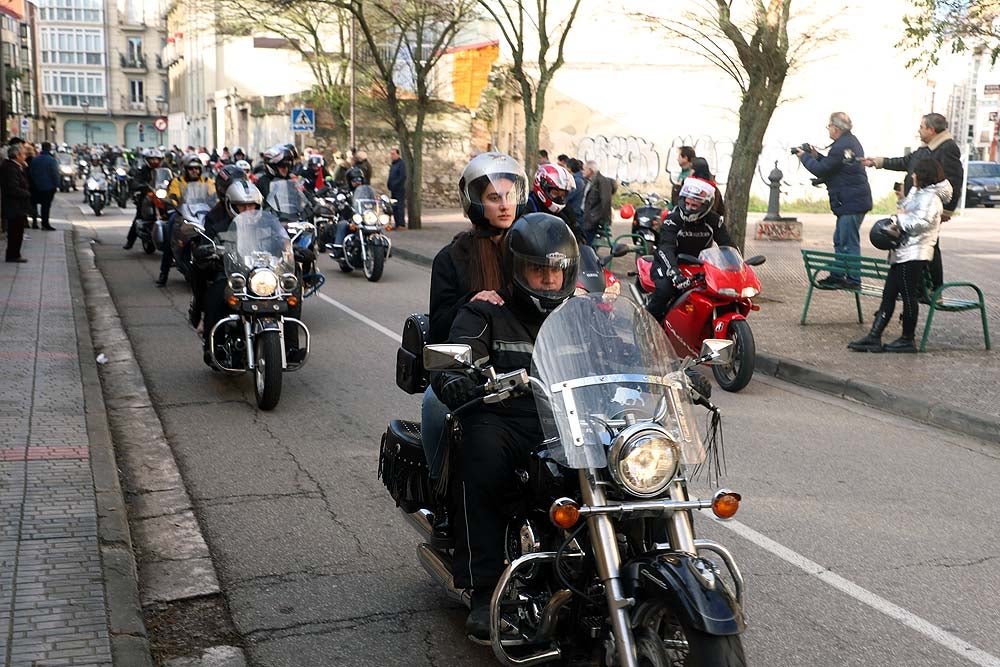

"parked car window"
[968, 162, 1000, 179]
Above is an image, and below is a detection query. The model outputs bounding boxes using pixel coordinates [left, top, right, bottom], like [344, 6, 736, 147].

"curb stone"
[66, 232, 155, 667]
[756, 353, 1000, 443]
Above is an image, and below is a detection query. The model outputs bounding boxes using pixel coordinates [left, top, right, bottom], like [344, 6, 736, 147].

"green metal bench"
[800, 249, 991, 352]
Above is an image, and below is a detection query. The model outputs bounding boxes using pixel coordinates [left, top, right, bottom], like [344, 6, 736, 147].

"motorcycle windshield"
[220, 210, 294, 275]
[181, 182, 217, 208]
[58, 153, 73, 166]
[266, 180, 309, 217]
[88, 172, 107, 185]
[698, 246, 745, 273]
[531, 294, 704, 470]
[152, 168, 173, 188]
[352, 185, 379, 216]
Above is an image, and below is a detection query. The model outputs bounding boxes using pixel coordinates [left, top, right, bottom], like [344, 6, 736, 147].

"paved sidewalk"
[385, 208, 999, 442]
[0, 229, 147, 666]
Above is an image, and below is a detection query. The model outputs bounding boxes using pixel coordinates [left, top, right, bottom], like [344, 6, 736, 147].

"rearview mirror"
[745, 255, 766, 267]
[423, 344, 473, 371]
[699, 339, 734, 365]
[611, 242, 630, 258]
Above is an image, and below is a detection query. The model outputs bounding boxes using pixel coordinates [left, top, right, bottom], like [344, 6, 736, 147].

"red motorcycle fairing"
[636, 255, 656, 292]
[710, 310, 749, 339]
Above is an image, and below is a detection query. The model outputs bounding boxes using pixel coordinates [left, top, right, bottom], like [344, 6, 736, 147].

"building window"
[42, 69, 105, 108]
[40, 28, 104, 66]
[125, 0, 143, 24]
[38, 0, 103, 23]
[125, 37, 143, 67]
[129, 79, 144, 107]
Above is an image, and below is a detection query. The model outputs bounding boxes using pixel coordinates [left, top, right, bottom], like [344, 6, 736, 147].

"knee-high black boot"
[848, 311, 890, 352]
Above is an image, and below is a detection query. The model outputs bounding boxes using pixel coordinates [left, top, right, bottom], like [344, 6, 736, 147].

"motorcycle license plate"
[240, 300, 288, 314]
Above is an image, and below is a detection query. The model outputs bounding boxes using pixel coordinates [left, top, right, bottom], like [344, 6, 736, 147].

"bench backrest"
[801, 249, 890, 282]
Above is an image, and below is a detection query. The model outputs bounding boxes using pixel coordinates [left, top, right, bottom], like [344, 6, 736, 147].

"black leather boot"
[884, 336, 917, 353]
[430, 504, 453, 550]
[847, 311, 889, 352]
[465, 589, 492, 642]
[155, 271, 168, 287]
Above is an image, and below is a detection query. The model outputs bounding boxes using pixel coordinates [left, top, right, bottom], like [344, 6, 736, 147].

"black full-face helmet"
[214, 163, 246, 197]
[504, 213, 580, 314]
[346, 166, 365, 190]
[870, 217, 901, 250]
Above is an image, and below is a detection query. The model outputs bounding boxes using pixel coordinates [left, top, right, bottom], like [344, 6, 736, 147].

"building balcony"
[119, 20, 147, 31]
[120, 53, 147, 71]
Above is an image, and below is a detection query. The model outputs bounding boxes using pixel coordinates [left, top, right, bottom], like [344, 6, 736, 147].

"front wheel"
[711, 319, 755, 392]
[141, 238, 156, 255]
[364, 242, 385, 282]
[253, 331, 283, 410]
[632, 600, 746, 667]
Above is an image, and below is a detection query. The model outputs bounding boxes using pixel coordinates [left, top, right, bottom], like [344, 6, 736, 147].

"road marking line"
[315, 292, 402, 343]
[318, 287, 1000, 666]
[707, 514, 1000, 667]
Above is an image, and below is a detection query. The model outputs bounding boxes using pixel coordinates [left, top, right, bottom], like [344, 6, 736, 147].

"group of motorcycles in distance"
[60, 150, 133, 215]
[112, 151, 398, 410]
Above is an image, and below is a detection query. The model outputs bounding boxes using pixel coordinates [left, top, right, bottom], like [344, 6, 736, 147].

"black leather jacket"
[653, 208, 733, 271]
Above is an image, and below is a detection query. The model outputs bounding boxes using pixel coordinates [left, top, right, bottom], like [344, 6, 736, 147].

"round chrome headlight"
[228, 273, 247, 292]
[280, 273, 298, 292]
[155, 188, 168, 199]
[249, 269, 278, 296]
[608, 425, 679, 498]
[363, 210, 378, 225]
[116, 167, 127, 176]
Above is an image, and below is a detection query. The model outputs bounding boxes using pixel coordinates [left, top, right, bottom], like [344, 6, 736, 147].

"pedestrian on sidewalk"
[0, 142, 33, 263]
[848, 158, 950, 353]
[29, 141, 60, 231]
[582, 160, 615, 246]
[861, 112, 962, 293]
[793, 111, 872, 289]
[387, 147, 407, 229]
[670, 146, 696, 206]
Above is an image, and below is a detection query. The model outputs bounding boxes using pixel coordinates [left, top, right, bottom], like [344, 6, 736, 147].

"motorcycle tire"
[92, 205, 103, 217]
[253, 331, 283, 411]
[711, 319, 755, 392]
[339, 260, 353, 273]
[141, 238, 156, 255]
[364, 243, 385, 282]
[632, 600, 746, 667]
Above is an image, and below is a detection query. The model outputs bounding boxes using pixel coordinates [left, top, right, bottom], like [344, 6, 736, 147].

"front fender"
[623, 550, 745, 636]
[711, 311, 747, 339]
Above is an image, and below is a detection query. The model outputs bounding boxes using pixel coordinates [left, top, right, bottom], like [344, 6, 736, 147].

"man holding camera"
[793, 112, 873, 289]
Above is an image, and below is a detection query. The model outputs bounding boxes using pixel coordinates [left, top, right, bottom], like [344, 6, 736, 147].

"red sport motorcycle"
[631, 246, 765, 392]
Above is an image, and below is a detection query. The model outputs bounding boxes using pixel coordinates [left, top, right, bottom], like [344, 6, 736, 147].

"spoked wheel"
[711, 319, 755, 392]
[632, 600, 746, 667]
[364, 242, 385, 282]
[253, 331, 283, 410]
[141, 238, 156, 255]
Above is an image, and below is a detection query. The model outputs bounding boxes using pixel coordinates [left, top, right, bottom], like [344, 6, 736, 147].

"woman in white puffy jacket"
[849, 158, 951, 353]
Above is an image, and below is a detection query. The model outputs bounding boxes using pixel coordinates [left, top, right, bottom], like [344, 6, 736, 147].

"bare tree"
[640, 1, 809, 251]
[478, 0, 583, 175]
[215, 0, 353, 143]
[898, 0, 1000, 71]
[303, 0, 479, 229]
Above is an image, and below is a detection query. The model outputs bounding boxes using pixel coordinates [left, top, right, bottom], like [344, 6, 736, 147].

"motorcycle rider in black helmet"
[646, 176, 734, 322]
[328, 166, 371, 259]
[156, 153, 213, 286]
[122, 148, 164, 250]
[431, 212, 579, 642]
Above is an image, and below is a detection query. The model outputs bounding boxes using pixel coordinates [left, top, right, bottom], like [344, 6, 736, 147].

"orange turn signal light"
[226, 295, 239, 307]
[349, 223, 357, 232]
[549, 498, 580, 529]
[287, 296, 298, 308]
[711, 491, 742, 519]
[750, 304, 760, 311]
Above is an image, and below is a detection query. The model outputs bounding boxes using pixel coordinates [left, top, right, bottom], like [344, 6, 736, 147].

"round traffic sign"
[153, 117, 168, 132]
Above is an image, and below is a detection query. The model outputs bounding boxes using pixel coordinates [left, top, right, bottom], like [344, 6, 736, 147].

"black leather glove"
[668, 268, 691, 291]
[439, 375, 482, 410]
[192, 243, 216, 261]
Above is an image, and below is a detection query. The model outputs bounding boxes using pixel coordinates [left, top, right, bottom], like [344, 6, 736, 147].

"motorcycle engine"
[505, 519, 543, 582]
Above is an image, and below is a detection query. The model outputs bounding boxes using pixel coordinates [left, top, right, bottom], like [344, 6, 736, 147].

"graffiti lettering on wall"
[577, 135, 661, 183]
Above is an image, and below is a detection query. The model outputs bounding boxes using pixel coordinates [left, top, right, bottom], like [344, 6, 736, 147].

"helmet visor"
[511, 250, 579, 303]
[465, 174, 528, 225]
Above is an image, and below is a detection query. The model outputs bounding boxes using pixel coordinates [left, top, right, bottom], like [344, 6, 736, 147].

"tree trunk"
[406, 132, 423, 229]
[523, 110, 541, 177]
[723, 86, 781, 252]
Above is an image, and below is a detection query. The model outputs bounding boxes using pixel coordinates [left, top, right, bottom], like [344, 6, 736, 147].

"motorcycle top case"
[396, 313, 430, 394]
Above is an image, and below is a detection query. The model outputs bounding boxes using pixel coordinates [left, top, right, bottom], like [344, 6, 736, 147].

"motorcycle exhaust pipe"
[416, 543, 469, 608]
[403, 508, 433, 539]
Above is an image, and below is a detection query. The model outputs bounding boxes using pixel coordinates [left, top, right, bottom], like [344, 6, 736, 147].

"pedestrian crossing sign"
[291, 108, 315, 132]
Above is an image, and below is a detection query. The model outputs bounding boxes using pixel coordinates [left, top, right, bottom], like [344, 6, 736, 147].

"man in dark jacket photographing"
[794, 111, 872, 289]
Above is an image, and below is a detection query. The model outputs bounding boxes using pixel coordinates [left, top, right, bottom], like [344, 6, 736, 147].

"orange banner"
[0, 0, 26, 19]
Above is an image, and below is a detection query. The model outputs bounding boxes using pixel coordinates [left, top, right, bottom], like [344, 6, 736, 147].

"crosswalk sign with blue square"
[291, 108, 315, 132]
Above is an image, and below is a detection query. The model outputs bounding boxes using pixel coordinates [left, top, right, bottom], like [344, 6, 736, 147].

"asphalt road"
[57, 194, 1000, 667]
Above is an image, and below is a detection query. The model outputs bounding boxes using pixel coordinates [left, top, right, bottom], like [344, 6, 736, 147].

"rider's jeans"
[159, 212, 177, 274]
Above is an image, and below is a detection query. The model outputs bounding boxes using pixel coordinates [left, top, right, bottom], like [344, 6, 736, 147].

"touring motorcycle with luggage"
[330, 184, 393, 281]
[266, 179, 323, 296]
[380, 293, 746, 666]
[631, 246, 764, 392]
[200, 209, 310, 410]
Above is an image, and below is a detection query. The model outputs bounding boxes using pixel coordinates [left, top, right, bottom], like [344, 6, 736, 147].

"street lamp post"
[80, 99, 90, 145]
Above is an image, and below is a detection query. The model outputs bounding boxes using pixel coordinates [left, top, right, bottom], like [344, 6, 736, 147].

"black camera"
[790, 143, 812, 155]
